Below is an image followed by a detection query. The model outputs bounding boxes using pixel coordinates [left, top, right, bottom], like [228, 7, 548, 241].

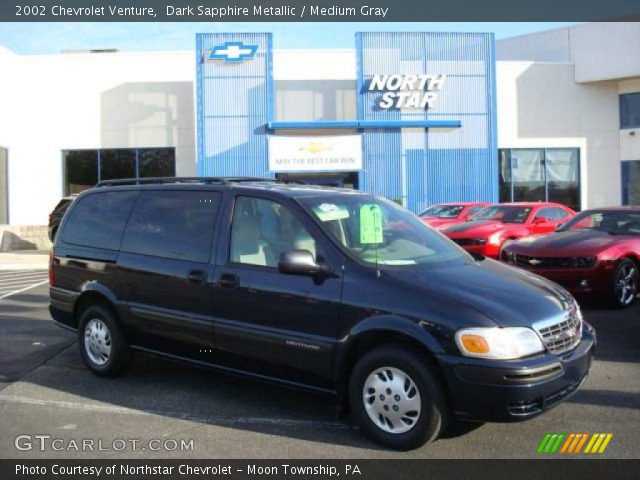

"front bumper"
[438, 322, 596, 422]
[502, 262, 612, 298]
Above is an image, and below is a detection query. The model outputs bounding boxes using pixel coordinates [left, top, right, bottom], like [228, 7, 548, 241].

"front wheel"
[349, 345, 448, 450]
[610, 258, 639, 308]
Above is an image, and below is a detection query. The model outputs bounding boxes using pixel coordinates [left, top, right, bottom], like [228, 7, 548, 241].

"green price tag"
[360, 204, 383, 244]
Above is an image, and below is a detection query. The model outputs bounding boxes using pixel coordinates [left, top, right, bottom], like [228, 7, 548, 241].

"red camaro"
[441, 202, 576, 259]
[501, 207, 640, 308]
[419, 202, 489, 229]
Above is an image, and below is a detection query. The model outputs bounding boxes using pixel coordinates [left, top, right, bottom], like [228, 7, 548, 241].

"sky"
[0, 22, 579, 54]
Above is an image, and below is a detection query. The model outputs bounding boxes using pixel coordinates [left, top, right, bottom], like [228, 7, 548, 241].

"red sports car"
[419, 202, 489, 229]
[501, 207, 640, 308]
[441, 202, 576, 259]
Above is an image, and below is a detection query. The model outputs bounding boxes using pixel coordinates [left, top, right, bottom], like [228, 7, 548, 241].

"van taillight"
[49, 250, 55, 286]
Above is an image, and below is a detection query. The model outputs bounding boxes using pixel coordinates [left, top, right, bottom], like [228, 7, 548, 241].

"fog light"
[579, 279, 589, 288]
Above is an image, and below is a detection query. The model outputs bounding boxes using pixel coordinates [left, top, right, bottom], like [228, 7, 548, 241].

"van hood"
[382, 258, 573, 328]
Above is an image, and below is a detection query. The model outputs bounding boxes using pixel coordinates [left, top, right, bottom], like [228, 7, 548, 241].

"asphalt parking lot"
[0, 276, 638, 459]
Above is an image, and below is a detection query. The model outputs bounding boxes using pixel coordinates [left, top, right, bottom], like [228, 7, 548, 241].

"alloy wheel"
[615, 262, 638, 306]
[84, 318, 112, 366]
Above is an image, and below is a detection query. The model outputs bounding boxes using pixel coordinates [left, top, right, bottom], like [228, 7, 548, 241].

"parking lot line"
[0, 279, 49, 300]
[0, 270, 47, 280]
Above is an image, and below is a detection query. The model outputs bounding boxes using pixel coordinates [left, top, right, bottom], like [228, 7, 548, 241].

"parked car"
[501, 207, 640, 308]
[48, 195, 76, 242]
[49, 178, 594, 450]
[419, 202, 489, 229]
[441, 202, 576, 259]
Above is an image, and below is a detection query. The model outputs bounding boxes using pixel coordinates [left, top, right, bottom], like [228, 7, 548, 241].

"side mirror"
[533, 217, 549, 225]
[278, 250, 329, 276]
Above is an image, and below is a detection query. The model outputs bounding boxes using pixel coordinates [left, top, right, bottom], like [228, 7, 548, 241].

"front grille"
[534, 309, 582, 355]
[453, 238, 486, 246]
[507, 375, 585, 417]
[512, 254, 596, 269]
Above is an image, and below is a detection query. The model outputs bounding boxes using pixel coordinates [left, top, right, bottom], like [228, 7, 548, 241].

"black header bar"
[3, 0, 640, 22]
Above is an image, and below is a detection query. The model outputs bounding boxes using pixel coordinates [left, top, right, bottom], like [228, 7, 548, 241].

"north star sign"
[369, 74, 447, 109]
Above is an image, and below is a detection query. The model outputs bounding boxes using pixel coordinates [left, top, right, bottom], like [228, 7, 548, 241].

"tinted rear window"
[60, 191, 138, 250]
[121, 190, 221, 263]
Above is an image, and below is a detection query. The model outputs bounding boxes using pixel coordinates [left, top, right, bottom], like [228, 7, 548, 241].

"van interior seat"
[231, 215, 274, 266]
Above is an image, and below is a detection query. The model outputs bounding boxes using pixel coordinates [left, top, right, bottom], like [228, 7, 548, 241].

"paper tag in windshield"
[360, 204, 383, 244]
[313, 203, 350, 222]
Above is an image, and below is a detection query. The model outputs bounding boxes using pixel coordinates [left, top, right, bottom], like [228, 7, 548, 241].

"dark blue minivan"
[50, 177, 595, 450]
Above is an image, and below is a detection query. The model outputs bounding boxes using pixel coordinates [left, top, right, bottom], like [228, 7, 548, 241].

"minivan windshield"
[300, 195, 467, 267]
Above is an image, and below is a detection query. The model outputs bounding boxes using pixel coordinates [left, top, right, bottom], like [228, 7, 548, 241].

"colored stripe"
[560, 434, 575, 453]
[567, 434, 582, 453]
[589, 434, 606, 454]
[598, 434, 613, 453]
[551, 434, 565, 453]
[545, 434, 559, 453]
[584, 434, 599, 453]
[537, 433, 552, 453]
[574, 433, 589, 454]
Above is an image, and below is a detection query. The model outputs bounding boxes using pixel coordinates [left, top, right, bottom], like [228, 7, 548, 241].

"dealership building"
[0, 22, 639, 228]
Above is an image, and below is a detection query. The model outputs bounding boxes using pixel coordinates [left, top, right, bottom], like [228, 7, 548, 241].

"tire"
[349, 345, 448, 450]
[78, 304, 131, 377]
[610, 258, 639, 308]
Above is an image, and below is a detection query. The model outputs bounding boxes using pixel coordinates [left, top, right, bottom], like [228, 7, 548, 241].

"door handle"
[187, 270, 207, 283]
[218, 273, 240, 289]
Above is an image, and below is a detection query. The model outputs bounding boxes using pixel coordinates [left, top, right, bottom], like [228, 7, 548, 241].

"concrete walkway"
[0, 250, 49, 270]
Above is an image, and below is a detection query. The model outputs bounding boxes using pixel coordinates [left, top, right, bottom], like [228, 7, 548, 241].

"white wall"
[497, 61, 621, 209]
[497, 23, 640, 84]
[496, 27, 571, 63]
[0, 48, 196, 225]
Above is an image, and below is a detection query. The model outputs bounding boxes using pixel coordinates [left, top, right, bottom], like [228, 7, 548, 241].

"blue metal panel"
[357, 32, 498, 212]
[196, 33, 273, 178]
[268, 120, 461, 130]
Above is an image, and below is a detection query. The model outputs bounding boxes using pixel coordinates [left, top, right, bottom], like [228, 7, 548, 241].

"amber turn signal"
[459, 334, 490, 354]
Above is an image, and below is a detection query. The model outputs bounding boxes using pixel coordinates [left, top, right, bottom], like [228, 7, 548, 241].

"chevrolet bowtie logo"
[299, 142, 332, 154]
[528, 258, 542, 266]
[209, 42, 258, 63]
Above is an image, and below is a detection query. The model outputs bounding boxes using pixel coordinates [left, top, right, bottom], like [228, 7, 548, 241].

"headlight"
[488, 232, 503, 246]
[455, 327, 545, 359]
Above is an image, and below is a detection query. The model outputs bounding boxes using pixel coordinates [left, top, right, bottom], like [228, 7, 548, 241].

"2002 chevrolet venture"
[49, 177, 595, 450]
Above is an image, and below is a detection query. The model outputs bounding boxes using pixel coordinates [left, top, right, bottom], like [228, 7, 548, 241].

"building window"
[621, 161, 640, 205]
[620, 93, 640, 129]
[0, 148, 8, 224]
[63, 148, 176, 195]
[499, 148, 580, 211]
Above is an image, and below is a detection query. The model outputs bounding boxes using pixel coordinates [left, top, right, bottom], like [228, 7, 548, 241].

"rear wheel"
[78, 304, 131, 377]
[610, 258, 638, 308]
[349, 345, 448, 450]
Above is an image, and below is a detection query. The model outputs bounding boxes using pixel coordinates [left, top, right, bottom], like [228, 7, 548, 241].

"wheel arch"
[73, 283, 120, 328]
[334, 315, 446, 403]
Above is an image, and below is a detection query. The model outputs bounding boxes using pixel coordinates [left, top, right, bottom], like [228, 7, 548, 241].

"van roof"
[94, 176, 368, 199]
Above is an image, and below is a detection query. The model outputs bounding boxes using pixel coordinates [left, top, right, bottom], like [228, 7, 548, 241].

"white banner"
[268, 135, 363, 172]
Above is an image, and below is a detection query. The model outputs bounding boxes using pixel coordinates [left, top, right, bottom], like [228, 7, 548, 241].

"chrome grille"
[512, 254, 596, 269]
[534, 308, 582, 355]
